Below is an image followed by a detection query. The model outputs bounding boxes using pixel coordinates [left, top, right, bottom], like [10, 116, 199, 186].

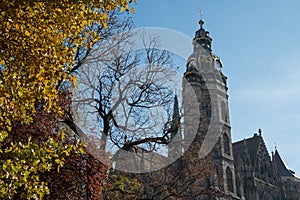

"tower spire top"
[199, 10, 204, 28]
[193, 10, 212, 51]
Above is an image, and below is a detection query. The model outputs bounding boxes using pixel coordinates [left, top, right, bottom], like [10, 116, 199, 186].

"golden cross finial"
[199, 10, 204, 27]
[200, 10, 204, 20]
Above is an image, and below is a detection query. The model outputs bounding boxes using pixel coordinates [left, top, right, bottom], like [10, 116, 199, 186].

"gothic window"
[221, 101, 228, 122]
[224, 133, 230, 155]
[226, 167, 234, 193]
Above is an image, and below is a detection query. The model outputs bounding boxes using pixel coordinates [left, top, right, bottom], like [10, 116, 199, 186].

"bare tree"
[54, 12, 144, 199]
[71, 27, 177, 157]
[137, 154, 225, 200]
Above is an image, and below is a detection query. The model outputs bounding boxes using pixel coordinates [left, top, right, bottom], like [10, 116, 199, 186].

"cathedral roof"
[233, 133, 298, 178]
[233, 133, 261, 165]
[274, 149, 295, 177]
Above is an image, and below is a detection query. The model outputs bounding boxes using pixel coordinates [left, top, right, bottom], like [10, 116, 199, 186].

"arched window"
[226, 167, 234, 193]
[224, 133, 230, 155]
[221, 101, 228, 122]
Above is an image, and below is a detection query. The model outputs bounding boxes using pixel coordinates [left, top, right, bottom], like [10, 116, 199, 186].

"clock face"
[198, 54, 211, 65]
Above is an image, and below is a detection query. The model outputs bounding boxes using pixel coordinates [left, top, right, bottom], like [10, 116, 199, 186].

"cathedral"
[134, 17, 300, 200]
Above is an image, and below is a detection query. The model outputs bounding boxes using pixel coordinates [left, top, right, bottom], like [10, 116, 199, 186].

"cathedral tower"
[182, 18, 240, 199]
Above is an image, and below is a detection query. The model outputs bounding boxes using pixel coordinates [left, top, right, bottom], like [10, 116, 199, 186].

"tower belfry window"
[224, 133, 230, 155]
[221, 101, 228, 122]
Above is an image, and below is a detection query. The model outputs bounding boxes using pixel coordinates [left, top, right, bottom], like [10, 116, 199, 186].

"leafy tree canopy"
[0, 0, 135, 138]
[0, 1, 135, 199]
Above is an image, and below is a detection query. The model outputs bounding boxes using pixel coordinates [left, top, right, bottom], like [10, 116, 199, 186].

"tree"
[0, 0, 135, 141]
[46, 12, 143, 200]
[46, 117, 141, 200]
[139, 155, 225, 200]
[64, 12, 226, 199]
[0, 1, 135, 199]
[0, 90, 85, 199]
[69, 29, 177, 170]
[66, 18, 226, 199]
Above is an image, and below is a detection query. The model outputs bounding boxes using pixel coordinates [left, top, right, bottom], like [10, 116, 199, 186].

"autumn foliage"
[0, 0, 135, 137]
[0, 0, 135, 199]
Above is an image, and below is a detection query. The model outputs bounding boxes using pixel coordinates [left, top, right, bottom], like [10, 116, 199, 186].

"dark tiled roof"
[274, 149, 294, 177]
[233, 134, 261, 165]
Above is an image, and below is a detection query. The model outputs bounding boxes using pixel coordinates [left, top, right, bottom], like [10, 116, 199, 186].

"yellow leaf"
[130, 7, 134, 14]
[120, 7, 126, 12]
[102, 13, 108, 20]
[61, 131, 65, 140]
[25, 30, 30, 36]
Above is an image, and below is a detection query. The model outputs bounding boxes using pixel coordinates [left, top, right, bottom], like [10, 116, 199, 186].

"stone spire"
[170, 95, 180, 140]
[168, 95, 181, 159]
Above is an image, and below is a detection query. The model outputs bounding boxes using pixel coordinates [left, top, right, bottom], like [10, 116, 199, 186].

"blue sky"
[131, 0, 300, 174]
